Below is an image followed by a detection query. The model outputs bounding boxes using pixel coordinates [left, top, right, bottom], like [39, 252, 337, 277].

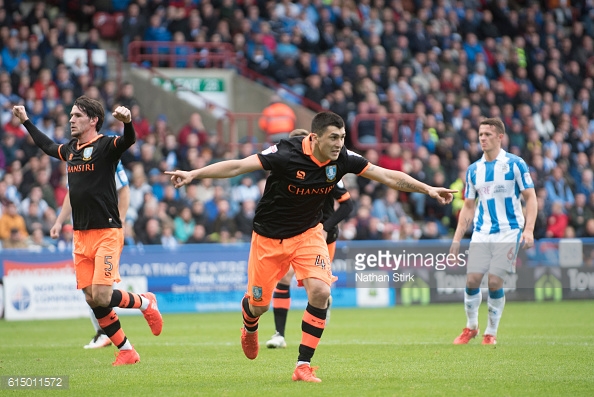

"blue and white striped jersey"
[465, 149, 534, 234]
[115, 161, 129, 191]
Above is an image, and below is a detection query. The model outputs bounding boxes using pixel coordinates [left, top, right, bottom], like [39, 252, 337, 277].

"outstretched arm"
[361, 164, 456, 205]
[166, 154, 264, 188]
[13, 106, 62, 159]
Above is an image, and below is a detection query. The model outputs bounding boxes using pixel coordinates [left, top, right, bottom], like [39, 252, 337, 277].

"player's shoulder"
[65, 137, 78, 147]
[504, 152, 529, 170]
[503, 152, 526, 163]
[336, 147, 367, 165]
[88, 134, 115, 151]
[344, 147, 363, 158]
[268, 136, 301, 150]
[103, 133, 118, 141]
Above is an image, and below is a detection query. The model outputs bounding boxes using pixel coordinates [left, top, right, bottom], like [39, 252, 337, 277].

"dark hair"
[311, 111, 345, 137]
[289, 128, 309, 138]
[479, 117, 505, 135]
[73, 96, 105, 132]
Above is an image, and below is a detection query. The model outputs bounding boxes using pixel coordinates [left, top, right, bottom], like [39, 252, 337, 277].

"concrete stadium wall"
[126, 67, 223, 135]
[125, 66, 316, 143]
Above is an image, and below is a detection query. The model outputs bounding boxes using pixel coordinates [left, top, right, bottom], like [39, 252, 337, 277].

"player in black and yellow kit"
[167, 111, 455, 382]
[13, 97, 163, 366]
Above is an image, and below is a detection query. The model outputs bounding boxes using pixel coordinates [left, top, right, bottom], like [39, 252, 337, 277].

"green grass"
[1, 300, 593, 396]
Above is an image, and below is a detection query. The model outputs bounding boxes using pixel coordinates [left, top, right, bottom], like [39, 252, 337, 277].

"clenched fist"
[112, 106, 132, 123]
[12, 105, 29, 123]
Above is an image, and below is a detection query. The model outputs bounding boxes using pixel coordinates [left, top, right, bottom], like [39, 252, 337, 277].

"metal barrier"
[350, 113, 418, 152]
[238, 66, 324, 112]
[140, 68, 279, 153]
[128, 41, 242, 69]
[127, 41, 323, 113]
[216, 112, 299, 152]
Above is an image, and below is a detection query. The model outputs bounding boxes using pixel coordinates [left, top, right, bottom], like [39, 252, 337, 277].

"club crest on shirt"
[325, 165, 337, 182]
[82, 147, 93, 161]
[252, 286, 263, 301]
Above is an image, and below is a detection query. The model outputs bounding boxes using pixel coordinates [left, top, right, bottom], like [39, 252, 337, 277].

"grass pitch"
[1, 300, 593, 396]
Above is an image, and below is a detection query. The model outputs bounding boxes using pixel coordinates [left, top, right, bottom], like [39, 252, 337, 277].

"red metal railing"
[350, 113, 418, 152]
[140, 68, 268, 153]
[128, 41, 242, 69]
[238, 67, 324, 112]
[216, 112, 288, 152]
[127, 41, 324, 113]
[127, 42, 421, 154]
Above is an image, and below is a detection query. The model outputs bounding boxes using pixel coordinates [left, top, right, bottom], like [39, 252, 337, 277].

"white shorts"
[467, 229, 522, 278]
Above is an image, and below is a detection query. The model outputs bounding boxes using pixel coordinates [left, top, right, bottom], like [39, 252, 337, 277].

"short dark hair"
[73, 96, 105, 132]
[479, 117, 505, 135]
[311, 111, 345, 137]
[289, 128, 309, 138]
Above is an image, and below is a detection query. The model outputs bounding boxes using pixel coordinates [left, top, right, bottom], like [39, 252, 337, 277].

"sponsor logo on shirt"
[67, 164, 95, 173]
[479, 185, 491, 196]
[494, 184, 507, 193]
[287, 185, 334, 195]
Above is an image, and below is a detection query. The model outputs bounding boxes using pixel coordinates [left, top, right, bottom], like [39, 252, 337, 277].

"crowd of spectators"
[1, 0, 594, 251]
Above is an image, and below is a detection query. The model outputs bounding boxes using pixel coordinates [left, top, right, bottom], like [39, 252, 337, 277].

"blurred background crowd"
[1, 0, 594, 251]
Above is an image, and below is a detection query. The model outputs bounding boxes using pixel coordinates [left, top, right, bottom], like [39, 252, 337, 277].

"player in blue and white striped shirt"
[450, 118, 537, 345]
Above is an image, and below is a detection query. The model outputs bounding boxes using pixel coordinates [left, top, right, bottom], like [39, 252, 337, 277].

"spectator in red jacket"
[131, 104, 151, 141]
[178, 112, 208, 147]
[545, 201, 569, 238]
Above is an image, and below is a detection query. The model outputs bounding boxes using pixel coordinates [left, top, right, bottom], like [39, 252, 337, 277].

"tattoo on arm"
[462, 217, 472, 231]
[394, 180, 420, 192]
[455, 216, 473, 241]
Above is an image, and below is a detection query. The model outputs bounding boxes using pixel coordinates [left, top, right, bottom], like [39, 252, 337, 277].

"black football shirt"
[255, 135, 369, 239]
[23, 120, 135, 230]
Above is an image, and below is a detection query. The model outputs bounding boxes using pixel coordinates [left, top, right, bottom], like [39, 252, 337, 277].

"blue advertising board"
[1, 239, 592, 317]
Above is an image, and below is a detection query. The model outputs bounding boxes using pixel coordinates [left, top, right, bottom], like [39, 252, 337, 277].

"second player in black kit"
[254, 134, 368, 239]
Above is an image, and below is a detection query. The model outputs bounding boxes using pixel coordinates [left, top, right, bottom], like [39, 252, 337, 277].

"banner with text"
[1, 239, 593, 318]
